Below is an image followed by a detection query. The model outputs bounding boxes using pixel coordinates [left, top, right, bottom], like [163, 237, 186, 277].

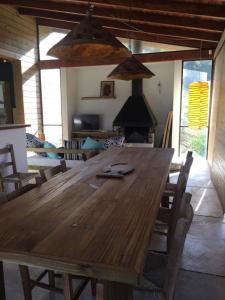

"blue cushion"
[81, 137, 105, 150]
[43, 141, 60, 159]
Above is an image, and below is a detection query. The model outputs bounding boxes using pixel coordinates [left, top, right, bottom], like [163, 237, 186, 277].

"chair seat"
[2, 172, 38, 183]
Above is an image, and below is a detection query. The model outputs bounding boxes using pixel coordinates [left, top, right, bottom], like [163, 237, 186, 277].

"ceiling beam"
[37, 18, 218, 50]
[19, 8, 221, 42]
[39, 49, 214, 69]
[1, 0, 225, 31]
[64, 0, 225, 19]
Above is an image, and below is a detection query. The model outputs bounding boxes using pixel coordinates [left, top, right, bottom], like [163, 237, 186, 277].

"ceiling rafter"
[71, 0, 225, 19]
[1, 0, 225, 31]
[18, 8, 221, 42]
[37, 18, 218, 50]
[1, 0, 222, 48]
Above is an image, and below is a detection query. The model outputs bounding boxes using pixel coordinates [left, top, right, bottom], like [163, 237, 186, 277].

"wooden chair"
[166, 151, 193, 196]
[153, 174, 190, 253]
[170, 150, 193, 174]
[0, 183, 39, 300]
[0, 144, 38, 191]
[19, 160, 96, 300]
[161, 151, 193, 209]
[39, 159, 67, 182]
[135, 193, 193, 300]
[159, 152, 193, 223]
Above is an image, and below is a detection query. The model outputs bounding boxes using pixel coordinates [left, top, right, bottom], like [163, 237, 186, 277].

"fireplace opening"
[125, 127, 150, 143]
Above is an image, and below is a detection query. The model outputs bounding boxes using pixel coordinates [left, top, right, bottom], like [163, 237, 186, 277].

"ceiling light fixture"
[107, 0, 155, 81]
[107, 56, 155, 80]
[47, 2, 131, 62]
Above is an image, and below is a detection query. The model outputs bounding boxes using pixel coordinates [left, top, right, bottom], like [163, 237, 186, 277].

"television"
[73, 114, 100, 131]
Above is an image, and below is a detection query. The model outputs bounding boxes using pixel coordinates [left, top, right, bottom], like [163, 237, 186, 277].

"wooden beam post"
[38, 49, 214, 70]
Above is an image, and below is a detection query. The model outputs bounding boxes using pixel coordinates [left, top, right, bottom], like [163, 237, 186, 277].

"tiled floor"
[3, 159, 225, 299]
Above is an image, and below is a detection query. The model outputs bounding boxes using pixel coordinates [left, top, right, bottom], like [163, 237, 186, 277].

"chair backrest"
[39, 159, 67, 182]
[6, 184, 38, 201]
[167, 174, 189, 251]
[164, 193, 193, 300]
[186, 151, 193, 160]
[183, 151, 193, 175]
[0, 144, 17, 175]
[175, 152, 193, 196]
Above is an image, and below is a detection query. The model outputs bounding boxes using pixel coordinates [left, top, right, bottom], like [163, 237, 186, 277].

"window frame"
[179, 59, 214, 158]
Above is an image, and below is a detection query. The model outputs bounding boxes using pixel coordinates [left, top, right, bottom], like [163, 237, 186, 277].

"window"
[41, 69, 62, 147]
[39, 26, 67, 60]
[179, 60, 212, 158]
[39, 26, 65, 146]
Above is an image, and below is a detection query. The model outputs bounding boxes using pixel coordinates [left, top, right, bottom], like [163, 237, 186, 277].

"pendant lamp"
[188, 81, 209, 129]
[107, 56, 155, 80]
[47, 8, 131, 62]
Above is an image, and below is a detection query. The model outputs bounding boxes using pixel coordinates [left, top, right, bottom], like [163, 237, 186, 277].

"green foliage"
[181, 128, 207, 158]
[189, 131, 206, 157]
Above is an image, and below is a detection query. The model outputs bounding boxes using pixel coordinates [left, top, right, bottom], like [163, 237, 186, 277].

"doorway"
[179, 60, 213, 158]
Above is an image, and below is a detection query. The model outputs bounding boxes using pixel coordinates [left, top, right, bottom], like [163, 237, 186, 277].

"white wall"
[61, 61, 175, 146]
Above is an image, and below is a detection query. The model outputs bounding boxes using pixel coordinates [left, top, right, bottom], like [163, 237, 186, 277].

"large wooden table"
[0, 147, 174, 299]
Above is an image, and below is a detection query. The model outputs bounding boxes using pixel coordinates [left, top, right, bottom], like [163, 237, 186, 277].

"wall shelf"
[81, 96, 116, 100]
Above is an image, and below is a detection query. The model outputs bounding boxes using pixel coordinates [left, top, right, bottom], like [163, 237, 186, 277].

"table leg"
[48, 271, 55, 288]
[0, 262, 6, 300]
[103, 281, 133, 300]
[19, 265, 32, 300]
[63, 274, 73, 300]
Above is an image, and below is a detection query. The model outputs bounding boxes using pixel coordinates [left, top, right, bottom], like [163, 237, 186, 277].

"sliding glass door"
[179, 60, 213, 158]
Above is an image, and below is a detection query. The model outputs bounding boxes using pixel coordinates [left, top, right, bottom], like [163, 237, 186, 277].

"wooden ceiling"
[1, 0, 225, 50]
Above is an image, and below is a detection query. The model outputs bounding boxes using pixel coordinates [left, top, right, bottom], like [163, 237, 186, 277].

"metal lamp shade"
[107, 56, 155, 80]
[47, 15, 131, 62]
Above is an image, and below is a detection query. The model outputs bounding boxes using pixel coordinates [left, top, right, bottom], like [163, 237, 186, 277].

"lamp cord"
[128, 0, 132, 51]
[87, 0, 94, 16]
[199, 40, 203, 82]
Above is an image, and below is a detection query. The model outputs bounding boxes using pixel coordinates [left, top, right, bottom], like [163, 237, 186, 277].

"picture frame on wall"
[100, 81, 115, 98]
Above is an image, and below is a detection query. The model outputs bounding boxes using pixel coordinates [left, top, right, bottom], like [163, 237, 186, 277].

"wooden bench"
[26, 147, 103, 170]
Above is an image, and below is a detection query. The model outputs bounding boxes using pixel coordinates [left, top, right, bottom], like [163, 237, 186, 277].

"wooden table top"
[0, 147, 174, 285]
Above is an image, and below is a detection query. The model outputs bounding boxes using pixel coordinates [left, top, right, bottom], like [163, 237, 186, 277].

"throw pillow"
[81, 137, 105, 150]
[43, 141, 60, 159]
[26, 133, 44, 148]
[103, 136, 125, 149]
[26, 133, 46, 157]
